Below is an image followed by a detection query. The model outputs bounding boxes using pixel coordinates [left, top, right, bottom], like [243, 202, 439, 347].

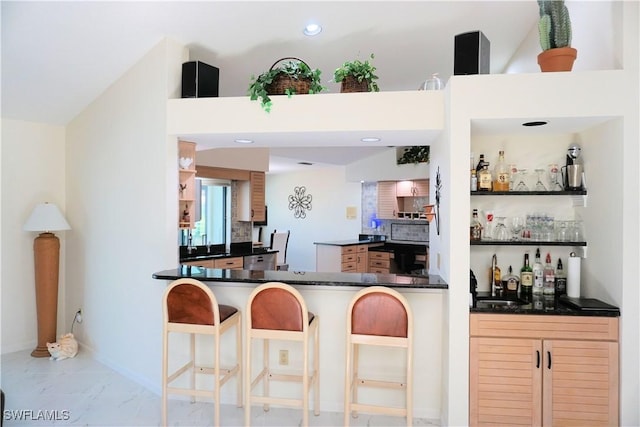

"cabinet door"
[542, 340, 619, 426]
[395, 180, 415, 197]
[470, 337, 542, 426]
[412, 179, 429, 196]
[250, 171, 266, 222]
[377, 181, 398, 219]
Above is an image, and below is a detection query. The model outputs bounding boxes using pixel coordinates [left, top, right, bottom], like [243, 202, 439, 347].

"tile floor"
[1, 349, 439, 426]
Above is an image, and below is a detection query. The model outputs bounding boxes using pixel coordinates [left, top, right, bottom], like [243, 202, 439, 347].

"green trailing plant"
[538, 0, 572, 51]
[333, 53, 380, 92]
[397, 146, 430, 165]
[248, 59, 324, 112]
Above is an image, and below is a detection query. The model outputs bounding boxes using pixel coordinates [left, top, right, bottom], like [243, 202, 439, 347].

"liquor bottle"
[543, 252, 555, 295]
[502, 265, 520, 299]
[470, 209, 482, 241]
[470, 169, 478, 192]
[493, 150, 510, 191]
[532, 248, 544, 295]
[489, 254, 502, 297]
[475, 154, 486, 174]
[478, 164, 492, 191]
[520, 252, 533, 296]
[555, 258, 567, 295]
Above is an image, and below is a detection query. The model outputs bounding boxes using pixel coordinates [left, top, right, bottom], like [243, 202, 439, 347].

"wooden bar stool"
[344, 286, 413, 426]
[244, 282, 319, 426]
[162, 278, 242, 426]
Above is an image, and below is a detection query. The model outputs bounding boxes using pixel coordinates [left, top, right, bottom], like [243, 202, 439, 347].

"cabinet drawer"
[181, 259, 215, 268]
[369, 251, 390, 261]
[341, 261, 357, 272]
[369, 259, 391, 269]
[370, 267, 390, 274]
[214, 257, 243, 269]
[341, 253, 357, 263]
[470, 313, 619, 341]
[357, 245, 368, 253]
[341, 246, 357, 255]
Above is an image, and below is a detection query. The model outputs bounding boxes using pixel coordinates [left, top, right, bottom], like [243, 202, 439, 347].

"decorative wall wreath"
[288, 186, 312, 219]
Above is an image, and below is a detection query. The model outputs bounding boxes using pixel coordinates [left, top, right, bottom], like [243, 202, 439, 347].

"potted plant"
[333, 53, 380, 93]
[397, 146, 430, 165]
[537, 0, 577, 72]
[248, 57, 324, 112]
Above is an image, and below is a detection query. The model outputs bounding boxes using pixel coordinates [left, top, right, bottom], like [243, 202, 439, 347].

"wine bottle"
[532, 248, 544, 295]
[493, 150, 509, 191]
[543, 252, 555, 295]
[520, 252, 533, 296]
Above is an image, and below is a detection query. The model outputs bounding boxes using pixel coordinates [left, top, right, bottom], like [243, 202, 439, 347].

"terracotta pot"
[537, 47, 578, 72]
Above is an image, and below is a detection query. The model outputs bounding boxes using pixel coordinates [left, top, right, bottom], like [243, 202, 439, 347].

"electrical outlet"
[75, 309, 83, 323]
[279, 349, 288, 365]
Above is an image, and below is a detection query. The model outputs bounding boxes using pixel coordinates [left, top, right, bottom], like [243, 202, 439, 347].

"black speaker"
[181, 61, 219, 98]
[454, 31, 490, 75]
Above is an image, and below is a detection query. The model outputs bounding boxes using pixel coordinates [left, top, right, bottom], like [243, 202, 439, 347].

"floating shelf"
[471, 190, 587, 196]
[470, 240, 586, 247]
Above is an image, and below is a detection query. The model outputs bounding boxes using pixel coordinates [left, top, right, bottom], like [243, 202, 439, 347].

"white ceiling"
[1, 1, 545, 170]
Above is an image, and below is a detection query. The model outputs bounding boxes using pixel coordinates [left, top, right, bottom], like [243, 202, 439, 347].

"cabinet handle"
[251, 209, 254, 218]
[547, 351, 552, 369]
[536, 350, 540, 368]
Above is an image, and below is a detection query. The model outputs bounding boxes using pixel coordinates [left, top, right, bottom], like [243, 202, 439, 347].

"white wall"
[63, 38, 186, 388]
[265, 167, 362, 272]
[1, 119, 66, 353]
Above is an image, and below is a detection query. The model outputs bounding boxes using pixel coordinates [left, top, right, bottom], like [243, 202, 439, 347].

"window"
[191, 178, 231, 246]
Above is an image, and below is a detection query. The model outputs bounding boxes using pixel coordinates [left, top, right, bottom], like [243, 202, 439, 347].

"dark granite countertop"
[153, 267, 448, 290]
[181, 249, 278, 262]
[470, 292, 620, 317]
[313, 238, 384, 246]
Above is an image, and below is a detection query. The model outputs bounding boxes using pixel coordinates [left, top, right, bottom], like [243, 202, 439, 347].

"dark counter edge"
[470, 295, 620, 317]
[152, 267, 448, 290]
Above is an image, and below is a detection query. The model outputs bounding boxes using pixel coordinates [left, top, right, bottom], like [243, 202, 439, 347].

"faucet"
[187, 232, 197, 254]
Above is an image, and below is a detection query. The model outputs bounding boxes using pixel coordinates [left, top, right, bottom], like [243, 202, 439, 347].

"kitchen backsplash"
[361, 182, 429, 242]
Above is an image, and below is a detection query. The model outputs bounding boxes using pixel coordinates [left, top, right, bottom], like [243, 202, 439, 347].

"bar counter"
[152, 266, 448, 289]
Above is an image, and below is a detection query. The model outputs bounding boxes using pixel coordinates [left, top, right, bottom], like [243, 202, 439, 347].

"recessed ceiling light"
[298, 161, 314, 166]
[522, 120, 548, 127]
[361, 137, 381, 142]
[234, 138, 254, 144]
[303, 23, 322, 36]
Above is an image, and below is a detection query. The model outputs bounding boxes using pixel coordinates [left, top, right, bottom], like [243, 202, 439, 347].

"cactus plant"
[538, 0, 572, 51]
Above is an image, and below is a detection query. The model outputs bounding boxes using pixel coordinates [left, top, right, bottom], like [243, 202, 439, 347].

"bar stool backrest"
[250, 286, 304, 331]
[351, 290, 408, 338]
[165, 279, 217, 326]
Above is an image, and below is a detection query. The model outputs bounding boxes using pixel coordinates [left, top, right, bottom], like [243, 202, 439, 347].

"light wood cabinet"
[341, 245, 369, 273]
[377, 181, 399, 219]
[238, 171, 266, 222]
[178, 141, 196, 229]
[377, 179, 429, 219]
[369, 251, 392, 274]
[181, 258, 214, 268]
[469, 313, 619, 426]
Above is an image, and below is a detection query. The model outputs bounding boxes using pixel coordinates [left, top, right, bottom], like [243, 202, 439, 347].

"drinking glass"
[515, 169, 529, 191]
[548, 163, 563, 191]
[534, 168, 547, 191]
[555, 220, 569, 241]
[508, 164, 518, 191]
[493, 217, 510, 241]
[509, 216, 525, 240]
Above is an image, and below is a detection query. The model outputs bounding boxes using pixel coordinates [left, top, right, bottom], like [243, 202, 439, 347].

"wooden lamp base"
[31, 232, 60, 358]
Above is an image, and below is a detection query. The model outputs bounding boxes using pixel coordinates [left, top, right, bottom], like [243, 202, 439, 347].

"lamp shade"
[23, 203, 71, 232]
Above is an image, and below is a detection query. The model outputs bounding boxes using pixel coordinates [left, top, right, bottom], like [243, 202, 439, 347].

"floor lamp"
[23, 202, 71, 357]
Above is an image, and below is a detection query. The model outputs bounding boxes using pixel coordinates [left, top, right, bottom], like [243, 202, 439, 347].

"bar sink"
[475, 298, 525, 309]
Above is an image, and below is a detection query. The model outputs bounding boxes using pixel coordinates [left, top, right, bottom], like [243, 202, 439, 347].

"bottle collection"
[470, 145, 584, 193]
[487, 250, 568, 300]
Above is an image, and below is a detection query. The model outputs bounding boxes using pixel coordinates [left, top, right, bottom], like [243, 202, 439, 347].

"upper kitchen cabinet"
[167, 91, 444, 151]
[378, 179, 429, 219]
[238, 171, 266, 222]
[396, 179, 429, 197]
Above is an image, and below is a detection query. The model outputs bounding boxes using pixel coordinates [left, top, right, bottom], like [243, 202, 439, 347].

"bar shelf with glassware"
[470, 240, 586, 246]
[470, 190, 587, 196]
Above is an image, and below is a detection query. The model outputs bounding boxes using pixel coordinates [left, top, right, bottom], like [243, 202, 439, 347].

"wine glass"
[493, 217, 510, 241]
[515, 168, 529, 191]
[548, 163, 563, 191]
[509, 216, 525, 241]
[534, 168, 547, 191]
